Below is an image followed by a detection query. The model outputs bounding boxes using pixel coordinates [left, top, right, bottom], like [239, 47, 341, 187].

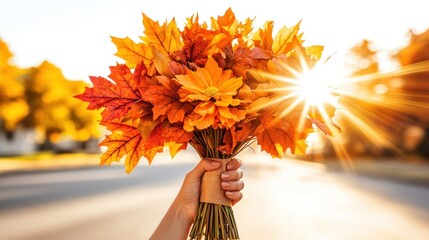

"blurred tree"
[336, 39, 410, 157]
[337, 31, 429, 159]
[394, 30, 429, 122]
[395, 30, 429, 158]
[21, 61, 100, 146]
[348, 39, 379, 75]
[0, 39, 100, 153]
[0, 39, 29, 132]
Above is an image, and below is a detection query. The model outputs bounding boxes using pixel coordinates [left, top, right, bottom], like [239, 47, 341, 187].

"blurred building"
[0, 128, 37, 156]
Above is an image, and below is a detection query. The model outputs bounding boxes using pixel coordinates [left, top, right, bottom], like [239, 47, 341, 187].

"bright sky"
[1, 0, 428, 81]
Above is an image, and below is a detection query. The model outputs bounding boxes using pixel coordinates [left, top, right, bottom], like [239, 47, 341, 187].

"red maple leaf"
[75, 63, 151, 121]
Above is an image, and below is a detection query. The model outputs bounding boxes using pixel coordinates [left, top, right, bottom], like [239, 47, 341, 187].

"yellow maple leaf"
[141, 14, 183, 57]
[272, 20, 302, 55]
[111, 36, 153, 69]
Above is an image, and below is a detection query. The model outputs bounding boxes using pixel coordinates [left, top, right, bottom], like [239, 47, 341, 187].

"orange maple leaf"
[175, 14, 228, 67]
[100, 120, 146, 173]
[253, 21, 274, 50]
[142, 122, 193, 163]
[254, 112, 296, 157]
[161, 122, 193, 158]
[220, 122, 254, 155]
[210, 7, 253, 41]
[100, 119, 191, 173]
[141, 76, 193, 123]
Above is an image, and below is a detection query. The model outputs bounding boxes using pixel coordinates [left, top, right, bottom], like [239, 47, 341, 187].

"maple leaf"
[141, 76, 193, 123]
[111, 36, 153, 69]
[75, 63, 150, 121]
[255, 112, 295, 157]
[210, 8, 253, 40]
[220, 121, 255, 155]
[308, 103, 341, 136]
[253, 21, 274, 50]
[141, 14, 183, 57]
[232, 45, 273, 78]
[151, 48, 187, 77]
[141, 122, 164, 164]
[141, 121, 192, 163]
[161, 122, 193, 158]
[311, 118, 341, 137]
[137, 115, 159, 140]
[100, 118, 191, 173]
[99, 120, 146, 173]
[294, 137, 308, 155]
[177, 15, 228, 67]
[272, 21, 302, 56]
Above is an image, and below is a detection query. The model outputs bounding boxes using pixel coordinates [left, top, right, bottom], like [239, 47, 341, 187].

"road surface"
[1, 155, 428, 240]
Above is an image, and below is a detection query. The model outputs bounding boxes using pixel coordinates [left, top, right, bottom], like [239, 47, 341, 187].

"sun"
[293, 60, 342, 107]
[246, 55, 346, 129]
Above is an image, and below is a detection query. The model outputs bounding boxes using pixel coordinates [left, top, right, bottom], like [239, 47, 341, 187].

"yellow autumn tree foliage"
[1, 38, 100, 143]
[22, 61, 100, 142]
[0, 39, 29, 131]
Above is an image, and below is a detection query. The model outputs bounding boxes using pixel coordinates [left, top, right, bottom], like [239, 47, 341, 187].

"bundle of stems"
[189, 128, 253, 240]
[189, 202, 238, 239]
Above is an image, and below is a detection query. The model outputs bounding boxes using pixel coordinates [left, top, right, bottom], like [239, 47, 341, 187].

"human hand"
[150, 158, 244, 240]
[176, 158, 244, 226]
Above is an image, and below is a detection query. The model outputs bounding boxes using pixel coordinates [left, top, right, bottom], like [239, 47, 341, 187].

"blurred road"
[1, 154, 429, 240]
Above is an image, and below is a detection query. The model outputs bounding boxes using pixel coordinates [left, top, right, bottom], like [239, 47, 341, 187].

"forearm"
[150, 198, 192, 240]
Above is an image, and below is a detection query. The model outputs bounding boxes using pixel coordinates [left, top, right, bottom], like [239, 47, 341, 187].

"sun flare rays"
[248, 55, 429, 164]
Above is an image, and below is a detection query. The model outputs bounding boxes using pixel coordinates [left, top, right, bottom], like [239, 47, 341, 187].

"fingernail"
[221, 173, 229, 179]
[227, 164, 233, 170]
[222, 182, 230, 188]
[211, 161, 220, 166]
[225, 191, 233, 197]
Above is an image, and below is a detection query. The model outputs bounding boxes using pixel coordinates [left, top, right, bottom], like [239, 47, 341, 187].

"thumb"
[187, 158, 221, 179]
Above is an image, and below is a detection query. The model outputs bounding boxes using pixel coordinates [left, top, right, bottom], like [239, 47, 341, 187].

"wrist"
[172, 197, 194, 228]
[150, 197, 193, 239]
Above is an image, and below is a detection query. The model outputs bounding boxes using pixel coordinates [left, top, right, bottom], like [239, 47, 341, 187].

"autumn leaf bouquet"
[76, 8, 339, 240]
